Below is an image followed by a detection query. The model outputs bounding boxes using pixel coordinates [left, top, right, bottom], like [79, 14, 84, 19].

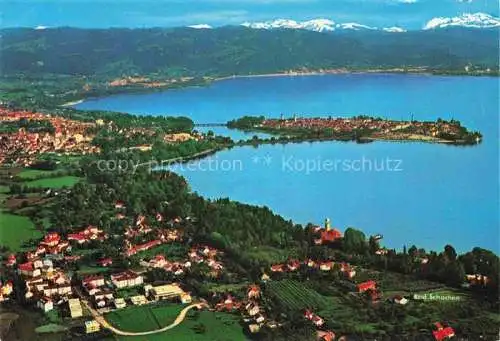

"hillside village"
[0, 206, 492, 341]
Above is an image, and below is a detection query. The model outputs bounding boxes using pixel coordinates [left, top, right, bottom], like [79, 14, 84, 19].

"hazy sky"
[2, 0, 499, 29]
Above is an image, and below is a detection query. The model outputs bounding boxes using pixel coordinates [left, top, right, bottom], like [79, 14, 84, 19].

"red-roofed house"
[312, 314, 325, 327]
[148, 254, 167, 268]
[304, 310, 324, 327]
[67, 233, 87, 244]
[247, 285, 261, 300]
[316, 229, 343, 244]
[41, 233, 61, 247]
[6, 254, 16, 267]
[270, 264, 284, 273]
[125, 240, 162, 257]
[83, 275, 105, 288]
[111, 271, 143, 289]
[317, 330, 336, 341]
[18, 262, 41, 277]
[320, 261, 334, 271]
[287, 260, 301, 271]
[358, 280, 377, 293]
[433, 323, 455, 341]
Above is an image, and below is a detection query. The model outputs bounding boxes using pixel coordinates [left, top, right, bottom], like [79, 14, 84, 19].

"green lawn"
[0, 211, 41, 251]
[244, 245, 298, 264]
[106, 304, 247, 341]
[25, 176, 81, 189]
[208, 283, 249, 293]
[35, 323, 68, 334]
[17, 168, 56, 180]
[131, 243, 187, 261]
[76, 265, 110, 275]
[0, 185, 9, 194]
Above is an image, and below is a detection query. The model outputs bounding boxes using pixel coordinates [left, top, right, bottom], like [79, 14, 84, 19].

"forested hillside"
[1, 26, 498, 76]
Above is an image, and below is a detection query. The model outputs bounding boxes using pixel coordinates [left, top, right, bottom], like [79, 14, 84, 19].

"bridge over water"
[194, 123, 227, 127]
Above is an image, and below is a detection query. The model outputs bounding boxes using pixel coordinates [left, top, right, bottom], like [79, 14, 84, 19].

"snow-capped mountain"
[383, 26, 406, 33]
[337, 23, 376, 30]
[188, 24, 213, 29]
[204, 14, 499, 33]
[241, 19, 390, 32]
[423, 13, 500, 30]
[241, 19, 412, 33]
[301, 19, 336, 32]
[241, 19, 336, 32]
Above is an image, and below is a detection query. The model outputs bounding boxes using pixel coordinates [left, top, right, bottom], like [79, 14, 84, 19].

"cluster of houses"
[243, 284, 271, 334]
[81, 270, 192, 312]
[463, 274, 490, 287]
[81, 269, 158, 310]
[67, 225, 108, 244]
[304, 309, 339, 341]
[14, 232, 75, 307]
[188, 245, 225, 278]
[107, 76, 194, 88]
[0, 107, 99, 166]
[269, 258, 356, 279]
[142, 254, 192, 276]
[82, 275, 115, 309]
[0, 224, 122, 314]
[212, 284, 280, 334]
[261, 116, 469, 140]
[114, 203, 184, 257]
[11, 252, 79, 314]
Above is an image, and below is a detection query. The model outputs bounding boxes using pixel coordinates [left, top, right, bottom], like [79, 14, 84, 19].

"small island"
[228, 115, 483, 145]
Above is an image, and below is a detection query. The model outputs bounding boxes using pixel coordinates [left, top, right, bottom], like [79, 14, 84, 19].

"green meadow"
[106, 304, 247, 341]
[17, 168, 57, 180]
[24, 176, 81, 189]
[0, 211, 41, 251]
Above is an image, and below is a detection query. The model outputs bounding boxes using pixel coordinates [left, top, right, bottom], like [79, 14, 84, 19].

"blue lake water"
[76, 74, 500, 252]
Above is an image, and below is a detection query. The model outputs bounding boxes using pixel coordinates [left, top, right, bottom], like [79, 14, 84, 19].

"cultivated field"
[266, 279, 326, 311]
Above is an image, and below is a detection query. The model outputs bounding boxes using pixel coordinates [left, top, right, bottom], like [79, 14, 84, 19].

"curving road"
[81, 298, 207, 336]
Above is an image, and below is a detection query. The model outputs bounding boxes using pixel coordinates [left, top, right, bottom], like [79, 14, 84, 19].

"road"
[81, 297, 207, 336]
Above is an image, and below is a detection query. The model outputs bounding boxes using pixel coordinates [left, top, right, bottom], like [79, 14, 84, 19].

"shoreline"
[57, 69, 497, 108]
[212, 69, 432, 83]
[60, 99, 84, 107]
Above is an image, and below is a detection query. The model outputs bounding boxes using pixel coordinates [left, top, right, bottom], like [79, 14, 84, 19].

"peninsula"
[228, 115, 483, 145]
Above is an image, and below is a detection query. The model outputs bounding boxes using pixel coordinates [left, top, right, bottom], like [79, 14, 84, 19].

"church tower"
[325, 218, 331, 231]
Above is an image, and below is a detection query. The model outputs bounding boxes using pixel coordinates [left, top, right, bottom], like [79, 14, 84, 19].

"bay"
[76, 74, 499, 252]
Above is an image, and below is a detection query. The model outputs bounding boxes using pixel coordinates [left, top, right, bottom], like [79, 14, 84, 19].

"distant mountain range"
[423, 13, 500, 30]
[1, 26, 498, 77]
[187, 13, 499, 33]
